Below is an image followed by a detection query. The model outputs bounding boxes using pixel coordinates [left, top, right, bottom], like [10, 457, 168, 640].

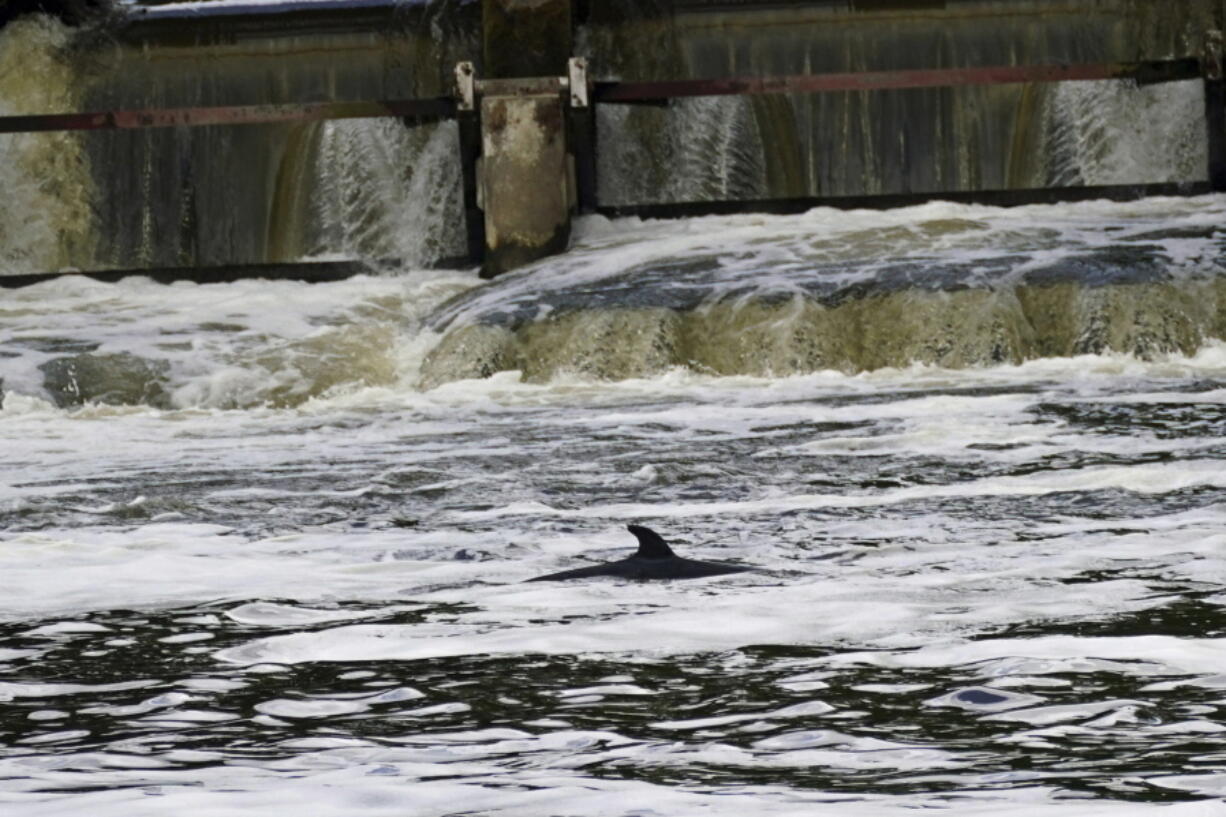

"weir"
[0, 0, 1222, 282]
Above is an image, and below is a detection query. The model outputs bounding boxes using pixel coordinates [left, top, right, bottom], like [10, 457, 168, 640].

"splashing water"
[309, 119, 466, 268]
[1046, 79, 1208, 187]
[598, 95, 769, 207]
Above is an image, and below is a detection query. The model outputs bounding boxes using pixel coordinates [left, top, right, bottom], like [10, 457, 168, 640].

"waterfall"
[0, 15, 468, 276]
[596, 96, 769, 207]
[1045, 79, 1208, 187]
[308, 118, 466, 268]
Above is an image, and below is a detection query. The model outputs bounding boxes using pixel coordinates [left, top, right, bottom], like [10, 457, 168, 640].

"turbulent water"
[5, 198, 1226, 815]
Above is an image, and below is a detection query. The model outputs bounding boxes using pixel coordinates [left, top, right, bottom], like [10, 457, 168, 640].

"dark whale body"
[526, 525, 750, 582]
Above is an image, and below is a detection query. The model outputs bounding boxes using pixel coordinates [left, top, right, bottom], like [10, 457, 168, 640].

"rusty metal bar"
[594, 58, 1203, 103]
[0, 59, 1199, 135]
[0, 98, 456, 135]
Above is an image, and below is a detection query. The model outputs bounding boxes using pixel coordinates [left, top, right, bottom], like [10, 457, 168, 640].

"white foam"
[438, 194, 1226, 333]
[5, 198, 1226, 814]
[450, 458, 1226, 521]
[651, 701, 834, 731]
[3, 763, 1222, 817]
[225, 602, 419, 627]
[827, 636, 1226, 677]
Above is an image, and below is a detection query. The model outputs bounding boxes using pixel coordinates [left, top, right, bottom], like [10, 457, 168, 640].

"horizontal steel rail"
[129, 0, 399, 21]
[595, 58, 1204, 103]
[0, 59, 1202, 135]
[0, 98, 456, 135]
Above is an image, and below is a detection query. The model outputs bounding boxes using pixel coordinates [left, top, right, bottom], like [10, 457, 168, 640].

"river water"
[5, 198, 1226, 816]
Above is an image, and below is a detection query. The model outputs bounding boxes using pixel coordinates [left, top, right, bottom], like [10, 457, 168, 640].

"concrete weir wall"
[588, 0, 1225, 203]
[77, 4, 476, 271]
[0, 0, 1222, 277]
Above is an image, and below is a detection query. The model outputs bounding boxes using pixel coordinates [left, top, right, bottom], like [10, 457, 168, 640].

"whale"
[526, 525, 751, 582]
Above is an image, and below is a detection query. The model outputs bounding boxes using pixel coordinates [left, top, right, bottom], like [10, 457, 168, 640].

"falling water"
[307, 118, 466, 267]
[1045, 78, 1208, 187]
[597, 96, 770, 207]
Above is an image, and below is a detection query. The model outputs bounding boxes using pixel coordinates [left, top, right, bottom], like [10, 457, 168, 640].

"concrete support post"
[478, 0, 574, 277]
[479, 92, 572, 276]
[1205, 30, 1226, 191]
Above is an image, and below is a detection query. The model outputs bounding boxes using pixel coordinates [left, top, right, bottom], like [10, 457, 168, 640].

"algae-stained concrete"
[482, 0, 572, 79]
[36, 5, 479, 274]
[479, 93, 573, 277]
[587, 0, 1225, 203]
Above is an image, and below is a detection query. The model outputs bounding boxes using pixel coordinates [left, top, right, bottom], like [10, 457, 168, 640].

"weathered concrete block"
[480, 93, 571, 277]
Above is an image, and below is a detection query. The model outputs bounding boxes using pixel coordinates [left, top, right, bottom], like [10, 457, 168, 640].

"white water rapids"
[4, 197, 1226, 815]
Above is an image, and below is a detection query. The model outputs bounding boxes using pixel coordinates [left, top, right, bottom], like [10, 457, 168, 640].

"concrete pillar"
[480, 91, 572, 276]
[478, 0, 574, 277]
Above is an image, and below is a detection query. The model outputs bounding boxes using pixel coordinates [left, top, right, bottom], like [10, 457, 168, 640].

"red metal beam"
[594, 58, 1204, 102]
[0, 98, 456, 135]
[0, 59, 1200, 134]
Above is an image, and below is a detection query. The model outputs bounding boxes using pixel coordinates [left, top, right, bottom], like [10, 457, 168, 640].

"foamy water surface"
[4, 202, 1226, 815]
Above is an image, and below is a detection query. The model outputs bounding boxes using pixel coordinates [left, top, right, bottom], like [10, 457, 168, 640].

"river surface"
[5, 201, 1226, 816]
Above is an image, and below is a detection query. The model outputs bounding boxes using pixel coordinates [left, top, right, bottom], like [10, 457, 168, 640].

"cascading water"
[306, 118, 466, 267]
[417, 196, 1226, 388]
[1045, 78, 1209, 187]
[3, 38, 1221, 405]
[597, 96, 770, 207]
[419, 71, 1224, 389]
[0, 16, 477, 410]
[0, 13, 468, 275]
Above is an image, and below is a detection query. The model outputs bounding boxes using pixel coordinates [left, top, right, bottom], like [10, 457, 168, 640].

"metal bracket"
[568, 57, 589, 108]
[1205, 30, 1224, 81]
[454, 58, 590, 108]
[455, 61, 476, 111]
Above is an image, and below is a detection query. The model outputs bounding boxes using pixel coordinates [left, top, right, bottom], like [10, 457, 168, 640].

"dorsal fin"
[627, 525, 675, 559]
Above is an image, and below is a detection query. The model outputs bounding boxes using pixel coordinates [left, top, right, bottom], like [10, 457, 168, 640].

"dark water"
[5, 368, 1226, 814]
